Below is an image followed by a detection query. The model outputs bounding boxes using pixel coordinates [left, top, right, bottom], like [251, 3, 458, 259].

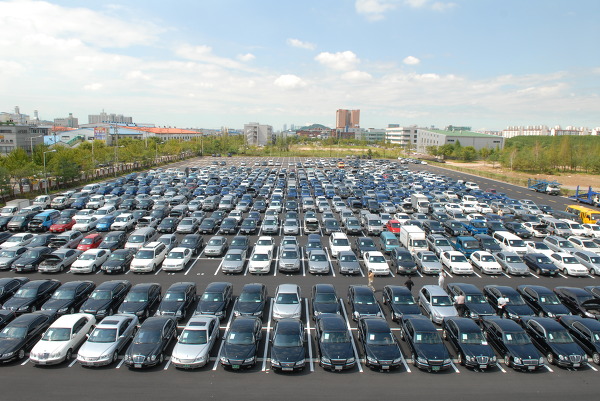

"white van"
[492, 231, 527, 255]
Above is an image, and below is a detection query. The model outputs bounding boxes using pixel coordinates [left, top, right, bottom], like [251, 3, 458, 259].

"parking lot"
[0, 155, 599, 400]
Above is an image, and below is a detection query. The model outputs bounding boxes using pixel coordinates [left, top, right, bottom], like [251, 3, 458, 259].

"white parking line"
[214, 260, 223, 275]
[400, 354, 411, 373]
[262, 299, 274, 372]
[163, 358, 172, 370]
[68, 359, 78, 367]
[212, 302, 236, 371]
[339, 300, 363, 373]
[558, 273, 568, 279]
[501, 271, 511, 278]
[450, 360, 460, 373]
[304, 299, 315, 372]
[20, 358, 29, 366]
[154, 267, 163, 275]
[116, 358, 125, 369]
[529, 272, 540, 279]
[472, 271, 482, 278]
[186, 255, 202, 275]
[444, 269, 454, 278]
[544, 363, 554, 372]
[496, 362, 506, 373]
[586, 362, 598, 372]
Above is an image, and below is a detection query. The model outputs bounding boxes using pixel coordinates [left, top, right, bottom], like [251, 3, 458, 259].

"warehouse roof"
[425, 129, 499, 138]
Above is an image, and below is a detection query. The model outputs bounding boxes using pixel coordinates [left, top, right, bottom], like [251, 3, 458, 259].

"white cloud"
[431, 2, 456, 11]
[405, 0, 456, 11]
[315, 51, 360, 71]
[274, 74, 307, 89]
[237, 53, 256, 62]
[286, 38, 316, 50]
[403, 56, 420, 65]
[404, 0, 428, 8]
[83, 83, 103, 91]
[355, 0, 398, 21]
[342, 70, 373, 81]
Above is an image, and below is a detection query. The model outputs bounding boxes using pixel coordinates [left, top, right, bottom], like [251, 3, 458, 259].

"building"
[551, 126, 587, 136]
[244, 122, 273, 146]
[54, 113, 79, 128]
[385, 125, 418, 147]
[0, 123, 49, 154]
[417, 129, 504, 153]
[502, 126, 550, 138]
[88, 111, 133, 124]
[356, 128, 385, 143]
[336, 109, 360, 130]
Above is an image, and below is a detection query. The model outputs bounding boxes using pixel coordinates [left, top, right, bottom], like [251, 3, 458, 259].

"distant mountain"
[298, 123, 330, 130]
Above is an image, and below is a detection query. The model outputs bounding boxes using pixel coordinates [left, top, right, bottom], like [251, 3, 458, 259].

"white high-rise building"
[244, 122, 273, 146]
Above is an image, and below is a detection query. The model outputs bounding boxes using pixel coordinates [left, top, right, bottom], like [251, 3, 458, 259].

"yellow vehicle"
[337, 161, 345, 168]
[565, 205, 600, 224]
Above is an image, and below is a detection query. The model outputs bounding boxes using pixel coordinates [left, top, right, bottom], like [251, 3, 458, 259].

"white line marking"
[586, 362, 598, 372]
[544, 363, 554, 372]
[212, 300, 235, 371]
[400, 354, 411, 373]
[472, 271, 482, 278]
[529, 272, 540, 279]
[304, 299, 314, 372]
[214, 260, 223, 276]
[262, 298, 274, 372]
[558, 273, 568, 279]
[163, 358, 171, 370]
[68, 359, 77, 367]
[501, 272, 511, 278]
[154, 267, 163, 275]
[496, 362, 506, 373]
[116, 358, 125, 369]
[185, 255, 201, 275]
[339, 299, 363, 373]
[444, 269, 454, 278]
[21, 358, 29, 366]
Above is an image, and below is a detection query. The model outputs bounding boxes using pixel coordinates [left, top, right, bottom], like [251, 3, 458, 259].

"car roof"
[130, 282, 160, 292]
[140, 316, 174, 330]
[275, 318, 303, 333]
[448, 283, 483, 295]
[230, 316, 260, 330]
[525, 317, 564, 330]
[317, 314, 346, 330]
[96, 280, 130, 290]
[276, 283, 299, 294]
[351, 285, 374, 295]
[241, 283, 265, 293]
[405, 315, 437, 331]
[185, 315, 218, 328]
[421, 285, 449, 296]
[444, 316, 481, 331]
[166, 282, 195, 292]
[361, 317, 390, 332]
[517, 285, 553, 294]
[97, 314, 133, 327]
[555, 286, 590, 296]
[485, 316, 522, 332]
[58, 280, 93, 290]
[22, 279, 59, 289]
[52, 313, 94, 327]
[313, 283, 336, 293]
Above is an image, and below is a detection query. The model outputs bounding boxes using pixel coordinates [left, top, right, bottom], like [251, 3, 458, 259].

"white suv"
[111, 213, 135, 231]
[130, 242, 168, 273]
[328, 232, 352, 258]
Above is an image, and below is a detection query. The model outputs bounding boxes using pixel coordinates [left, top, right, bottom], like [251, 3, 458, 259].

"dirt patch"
[442, 161, 600, 190]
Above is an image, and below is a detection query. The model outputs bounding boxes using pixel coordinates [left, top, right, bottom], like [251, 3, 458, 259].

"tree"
[479, 147, 491, 162]
[51, 154, 81, 188]
[0, 166, 11, 201]
[426, 146, 440, 157]
[461, 146, 477, 162]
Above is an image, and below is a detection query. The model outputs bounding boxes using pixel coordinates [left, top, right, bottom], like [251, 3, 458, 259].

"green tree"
[461, 146, 477, 162]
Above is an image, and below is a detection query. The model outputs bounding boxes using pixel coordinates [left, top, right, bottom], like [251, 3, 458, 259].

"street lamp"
[43, 149, 56, 195]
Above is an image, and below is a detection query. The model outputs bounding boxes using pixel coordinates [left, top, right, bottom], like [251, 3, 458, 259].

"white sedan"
[71, 249, 111, 273]
[248, 250, 272, 274]
[476, 203, 493, 214]
[162, 247, 193, 271]
[522, 222, 548, 238]
[73, 216, 98, 232]
[440, 251, 473, 275]
[254, 236, 275, 255]
[1, 233, 35, 248]
[470, 251, 502, 274]
[550, 252, 589, 276]
[30, 313, 96, 365]
[171, 315, 220, 369]
[363, 251, 390, 276]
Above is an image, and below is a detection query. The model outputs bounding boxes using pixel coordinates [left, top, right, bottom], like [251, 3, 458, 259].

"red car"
[385, 219, 402, 234]
[77, 233, 103, 251]
[49, 218, 75, 233]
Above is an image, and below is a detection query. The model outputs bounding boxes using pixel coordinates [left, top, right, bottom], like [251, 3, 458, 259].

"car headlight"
[546, 312, 555, 318]
[58, 307, 68, 313]
[296, 359, 305, 366]
[18, 306, 29, 311]
[508, 312, 518, 319]
[376, 311, 383, 317]
[393, 357, 403, 364]
[175, 310, 182, 317]
[417, 357, 427, 364]
[584, 311, 595, 318]
[150, 355, 157, 362]
[50, 351, 62, 358]
[195, 355, 207, 362]
[353, 311, 360, 318]
[491, 356, 497, 362]
[367, 356, 377, 363]
[558, 354, 566, 361]
[513, 357, 522, 364]
[538, 357, 544, 364]
[233, 311, 241, 317]
[253, 311, 261, 316]
[97, 309, 107, 315]
[466, 355, 473, 362]
[220, 356, 228, 363]
[443, 359, 452, 365]
[270, 359, 279, 366]
[321, 357, 331, 364]
[136, 311, 145, 316]
[347, 357, 355, 363]
[214, 310, 223, 316]
[244, 357, 255, 363]
[470, 312, 479, 318]
[4, 351, 15, 358]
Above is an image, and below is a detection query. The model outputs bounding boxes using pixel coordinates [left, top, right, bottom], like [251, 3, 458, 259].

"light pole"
[43, 149, 56, 195]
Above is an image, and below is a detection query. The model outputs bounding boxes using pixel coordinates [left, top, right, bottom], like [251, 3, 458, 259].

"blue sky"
[1, 0, 599, 131]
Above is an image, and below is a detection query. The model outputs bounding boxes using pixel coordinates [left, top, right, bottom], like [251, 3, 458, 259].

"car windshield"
[504, 295, 526, 306]
[276, 293, 299, 304]
[392, 294, 415, 305]
[281, 251, 298, 259]
[252, 253, 269, 261]
[340, 254, 357, 262]
[90, 290, 111, 300]
[51, 289, 75, 300]
[88, 328, 117, 343]
[321, 331, 350, 343]
[226, 330, 254, 345]
[460, 331, 485, 344]
[0, 326, 27, 339]
[80, 237, 96, 245]
[315, 293, 337, 303]
[355, 294, 376, 304]
[201, 292, 223, 302]
[547, 330, 573, 344]
[538, 295, 562, 305]
[422, 255, 439, 262]
[435, 239, 451, 246]
[450, 255, 468, 263]
[506, 256, 523, 263]
[108, 253, 127, 261]
[369, 255, 386, 263]
[135, 250, 155, 259]
[414, 332, 442, 344]
[0, 250, 17, 258]
[583, 241, 599, 248]
[310, 254, 327, 262]
[333, 239, 349, 246]
[465, 294, 487, 304]
[14, 288, 37, 298]
[431, 296, 452, 306]
[124, 292, 147, 303]
[167, 252, 185, 259]
[273, 333, 302, 347]
[239, 291, 262, 303]
[164, 291, 185, 301]
[307, 241, 321, 249]
[42, 327, 71, 342]
[472, 221, 487, 228]
[503, 332, 531, 345]
[180, 329, 208, 345]
[480, 255, 496, 262]
[22, 250, 41, 258]
[128, 235, 145, 243]
[366, 332, 395, 345]
[134, 329, 161, 344]
[563, 257, 578, 264]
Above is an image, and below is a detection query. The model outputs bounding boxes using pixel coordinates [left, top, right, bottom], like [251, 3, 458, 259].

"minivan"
[380, 231, 400, 254]
[28, 210, 60, 232]
[543, 217, 572, 237]
[492, 231, 527, 255]
[169, 205, 189, 219]
[124, 227, 157, 250]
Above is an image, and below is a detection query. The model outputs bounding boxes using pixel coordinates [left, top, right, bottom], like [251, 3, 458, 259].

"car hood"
[158, 301, 184, 314]
[271, 345, 305, 363]
[127, 342, 161, 358]
[32, 340, 68, 355]
[353, 303, 381, 316]
[222, 260, 243, 269]
[365, 343, 401, 361]
[391, 304, 422, 316]
[430, 305, 457, 318]
[415, 342, 450, 360]
[197, 301, 226, 314]
[422, 261, 443, 269]
[103, 259, 127, 268]
[273, 303, 301, 317]
[172, 342, 211, 360]
[42, 299, 73, 311]
[80, 298, 111, 312]
[222, 343, 256, 361]
[13, 257, 41, 266]
[320, 342, 354, 360]
[339, 261, 361, 270]
[2, 297, 33, 311]
[118, 302, 147, 314]
[0, 256, 16, 264]
[506, 263, 528, 271]
[78, 340, 118, 358]
[542, 304, 571, 316]
[460, 343, 496, 358]
[314, 303, 340, 315]
[0, 338, 25, 354]
[467, 303, 495, 316]
[234, 301, 264, 315]
[548, 342, 585, 357]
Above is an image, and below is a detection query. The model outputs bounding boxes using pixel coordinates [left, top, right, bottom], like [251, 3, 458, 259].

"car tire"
[546, 352, 555, 365]
[18, 348, 25, 360]
[66, 349, 72, 361]
[537, 268, 542, 275]
[592, 352, 600, 365]
[68, 307, 74, 314]
[412, 353, 417, 367]
[504, 354, 511, 368]
[457, 352, 464, 366]
[159, 353, 164, 364]
[442, 330, 448, 340]
[31, 306, 36, 312]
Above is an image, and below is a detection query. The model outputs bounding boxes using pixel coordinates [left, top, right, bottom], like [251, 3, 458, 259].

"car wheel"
[442, 330, 448, 340]
[457, 352, 464, 366]
[546, 352, 555, 365]
[593, 352, 600, 365]
[68, 307, 74, 314]
[411, 353, 417, 367]
[159, 353, 164, 364]
[537, 311, 544, 317]
[18, 349, 25, 360]
[504, 354, 511, 368]
[66, 349, 73, 361]
[108, 308, 114, 316]
[31, 306, 36, 312]
[152, 264, 156, 272]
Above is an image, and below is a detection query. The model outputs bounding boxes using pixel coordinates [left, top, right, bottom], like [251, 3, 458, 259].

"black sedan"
[315, 314, 356, 371]
[101, 249, 135, 274]
[270, 318, 306, 372]
[399, 315, 451, 372]
[80, 280, 132, 319]
[520, 317, 587, 369]
[444, 220, 469, 236]
[446, 283, 495, 319]
[0, 311, 55, 363]
[382, 285, 421, 322]
[11, 247, 53, 273]
[441, 317, 497, 369]
[124, 316, 177, 368]
[358, 317, 403, 370]
[483, 285, 535, 320]
[0, 310, 16, 330]
[554, 286, 600, 319]
[522, 253, 559, 276]
[2, 279, 61, 314]
[356, 237, 377, 258]
[310, 284, 341, 319]
[99, 231, 127, 251]
[233, 283, 267, 318]
[118, 283, 162, 321]
[157, 217, 179, 234]
[180, 234, 204, 256]
[516, 285, 571, 318]
[220, 316, 262, 370]
[156, 282, 196, 321]
[559, 316, 600, 365]
[480, 316, 543, 371]
[0, 277, 30, 304]
[239, 218, 258, 235]
[41, 280, 96, 316]
[199, 218, 218, 234]
[218, 218, 238, 235]
[348, 285, 383, 321]
[194, 282, 233, 320]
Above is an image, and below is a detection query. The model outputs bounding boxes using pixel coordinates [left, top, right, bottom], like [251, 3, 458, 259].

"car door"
[357, 319, 367, 350]
[117, 318, 135, 351]
[208, 318, 218, 350]
[26, 316, 48, 349]
[445, 320, 460, 351]
[72, 317, 90, 346]
[420, 288, 431, 315]
[527, 321, 547, 352]
[571, 322, 593, 352]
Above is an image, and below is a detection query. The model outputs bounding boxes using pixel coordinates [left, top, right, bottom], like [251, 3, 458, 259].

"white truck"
[399, 225, 428, 255]
[0, 199, 31, 216]
[410, 193, 430, 214]
[32, 195, 51, 209]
